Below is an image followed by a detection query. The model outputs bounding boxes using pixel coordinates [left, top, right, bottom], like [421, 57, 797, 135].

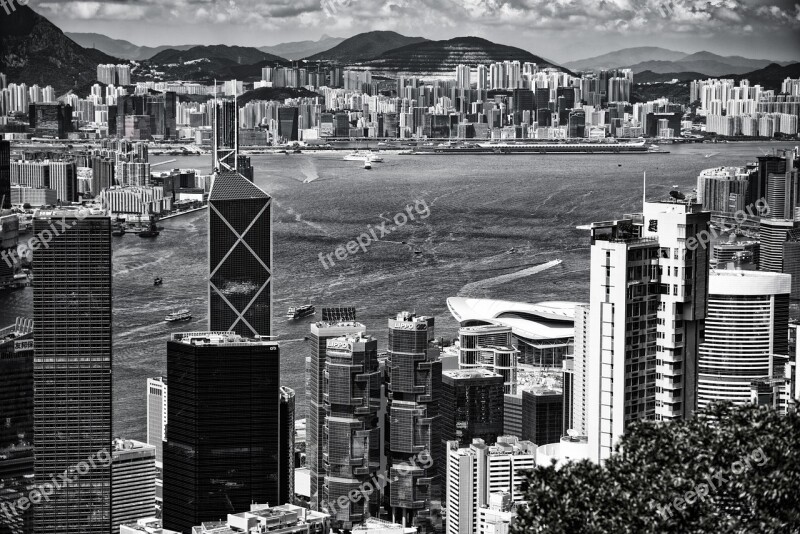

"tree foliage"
[512, 403, 800, 533]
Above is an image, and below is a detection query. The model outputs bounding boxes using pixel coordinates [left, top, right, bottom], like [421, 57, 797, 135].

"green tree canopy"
[513, 402, 800, 533]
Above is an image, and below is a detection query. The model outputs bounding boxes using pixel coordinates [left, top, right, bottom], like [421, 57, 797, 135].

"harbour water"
[1, 141, 796, 441]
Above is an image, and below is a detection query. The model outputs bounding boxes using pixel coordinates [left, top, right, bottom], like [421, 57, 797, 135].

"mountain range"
[65, 32, 199, 61]
[565, 47, 795, 77]
[258, 35, 345, 60]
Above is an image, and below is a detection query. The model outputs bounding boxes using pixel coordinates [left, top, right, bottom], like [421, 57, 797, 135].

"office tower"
[208, 171, 272, 337]
[765, 155, 798, 220]
[571, 304, 589, 434]
[307, 319, 366, 511]
[146, 377, 167, 507]
[212, 98, 237, 172]
[32, 208, 112, 534]
[697, 270, 790, 409]
[445, 437, 535, 534]
[28, 102, 72, 138]
[385, 311, 442, 533]
[163, 332, 280, 533]
[641, 201, 711, 421]
[111, 439, 156, 529]
[278, 107, 299, 141]
[164, 91, 177, 140]
[586, 216, 660, 462]
[1, 140, 9, 209]
[512, 89, 534, 124]
[0, 318, 34, 534]
[503, 392, 523, 438]
[441, 369, 504, 456]
[521, 388, 563, 445]
[279, 386, 295, 506]
[458, 325, 518, 394]
[759, 218, 796, 272]
[323, 333, 382, 530]
[783, 229, 800, 299]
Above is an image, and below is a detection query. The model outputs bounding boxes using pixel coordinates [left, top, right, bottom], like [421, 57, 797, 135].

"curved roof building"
[446, 298, 584, 367]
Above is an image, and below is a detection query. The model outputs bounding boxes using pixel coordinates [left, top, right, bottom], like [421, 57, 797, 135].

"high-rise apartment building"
[760, 218, 797, 272]
[386, 311, 442, 533]
[307, 319, 366, 511]
[1, 140, 10, 209]
[445, 436, 535, 534]
[32, 208, 112, 534]
[586, 216, 660, 463]
[208, 171, 272, 337]
[323, 333, 382, 530]
[162, 332, 280, 533]
[698, 270, 790, 408]
[571, 304, 589, 434]
[641, 201, 711, 421]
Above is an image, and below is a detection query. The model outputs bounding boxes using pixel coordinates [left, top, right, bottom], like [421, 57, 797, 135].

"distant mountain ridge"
[360, 36, 566, 74]
[66, 32, 199, 60]
[566, 46, 795, 77]
[306, 31, 429, 63]
[258, 35, 345, 60]
[149, 45, 286, 65]
[1, 5, 119, 95]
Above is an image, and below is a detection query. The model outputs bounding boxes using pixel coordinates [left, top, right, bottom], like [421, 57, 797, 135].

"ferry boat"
[164, 309, 192, 322]
[364, 160, 372, 170]
[343, 151, 383, 163]
[286, 304, 315, 320]
[411, 140, 652, 154]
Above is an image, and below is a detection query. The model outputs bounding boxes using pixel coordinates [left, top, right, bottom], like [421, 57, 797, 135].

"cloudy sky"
[38, 0, 800, 62]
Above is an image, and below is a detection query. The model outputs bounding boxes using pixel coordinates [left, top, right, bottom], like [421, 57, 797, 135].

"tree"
[513, 403, 800, 533]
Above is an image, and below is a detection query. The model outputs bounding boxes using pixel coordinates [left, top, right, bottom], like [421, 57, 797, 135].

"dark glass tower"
[440, 368, 504, 454]
[208, 172, 272, 337]
[32, 209, 112, 534]
[323, 333, 382, 530]
[0, 140, 10, 209]
[162, 332, 280, 533]
[212, 99, 238, 172]
[279, 386, 296, 506]
[307, 320, 366, 511]
[385, 311, 442, 534]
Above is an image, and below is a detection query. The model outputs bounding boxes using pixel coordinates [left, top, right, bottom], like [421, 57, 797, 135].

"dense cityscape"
[1, 1, 800, 534]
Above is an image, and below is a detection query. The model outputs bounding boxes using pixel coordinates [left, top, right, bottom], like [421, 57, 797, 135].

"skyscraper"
[208, 171, 272, 337]
[441, 369, 504, 454]
[111, 439, 156, 529]
[571, 304, 589, 434]
[697, 270, 790, 408]
[0, 140, 10, 209]
[322, 333, 382, 530]
[458, 325, 518, 394]
[32, 208, 112, 534]
[212, 98, 238, 173]
[521, 388, 563, 445]
[586, 216, 660, 463]
[279, 386, 296, 507]
[386, 311, 442, 533]
[146, 377, 167, 507]
[307, 319, 366, 511]
[163, 332, 280, 533]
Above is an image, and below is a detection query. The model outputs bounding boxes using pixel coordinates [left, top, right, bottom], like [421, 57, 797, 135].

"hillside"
[259, 35, 345, 60]
[306, 31, 429, 63]
[149, 45, 286, 65]
[66, 32, 199, 60]
[727, 62, 800, 91]
[0, 5, 120, 95]
[360, 36, 565, 74]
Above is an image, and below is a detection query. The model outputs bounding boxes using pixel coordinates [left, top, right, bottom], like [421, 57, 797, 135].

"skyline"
[36, 0, 800, 63]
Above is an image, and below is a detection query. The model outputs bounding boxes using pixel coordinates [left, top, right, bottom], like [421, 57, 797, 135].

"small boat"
[286, 304, 315, 320]
[165, 309, 192, 322]
[364, 160, 372, 170]
[153, 277, 163, 286]
[138, 223, 160, 238]
[111, 225, 126, 237]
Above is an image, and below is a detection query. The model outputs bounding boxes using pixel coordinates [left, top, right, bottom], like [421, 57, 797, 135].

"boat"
[153, 277, 163, 286]
[364, 160, 372, 170]
[111, 227, 125, 237]
[138, 222, 160, 238]
[286, 304, 315, 320]
[164, 309, 192, 322]
[343, 151, 383, 163]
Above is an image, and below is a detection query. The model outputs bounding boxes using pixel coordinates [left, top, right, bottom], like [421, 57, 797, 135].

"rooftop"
[209, 171, 270, 201]
[170, 331, 278, 347]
